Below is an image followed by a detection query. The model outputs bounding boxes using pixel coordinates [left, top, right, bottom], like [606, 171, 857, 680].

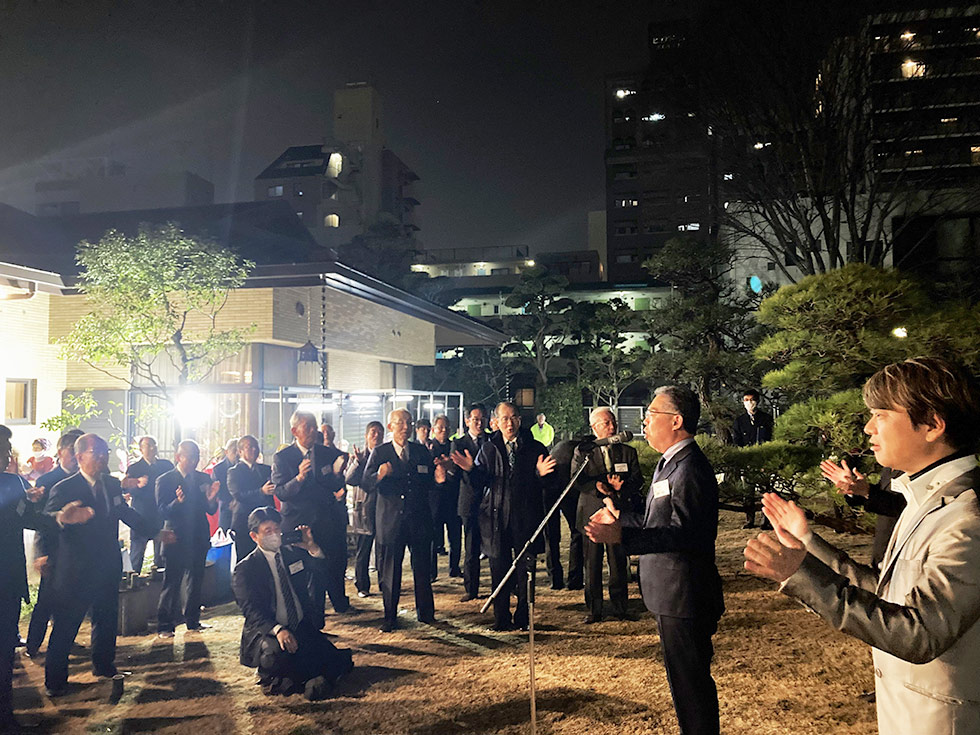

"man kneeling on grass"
[233, 507, 353, 700]
[744, 357, 980, 735]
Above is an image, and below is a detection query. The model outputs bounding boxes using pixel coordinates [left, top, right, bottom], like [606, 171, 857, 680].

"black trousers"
[26, 573, 55, 653]
[561, 493, 583, 588]
[0, 594, 19, 727]
[353, 533, 374, 594]
[488, 529, 534, 629]
[656, 614, 720, 735]
[45, 579, 118, 689]
[255, 619, 352, 685]
[542, 500, 564, 588]
[129, 535, 157, 574]
[430, 514, 462, 578]
[461, 514, 482, 597]
[157, 549, 206, 632]
[312, 517, 349, 619]
[583, 538, 628, 618]
[378, 539, 434, 625]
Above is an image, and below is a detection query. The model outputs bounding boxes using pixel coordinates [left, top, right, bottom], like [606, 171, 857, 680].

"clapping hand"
[743, 493, 809, 583]
[819, 458, 869, 497]
[261, 480, 276, 496]
[377, 461, 394, 480]
[59, 500, 95, 526]
[175, 487, 185, 503]
[536, 455, 557, 477]
[450, 450, 474, 472]
[205, 481, 221, 501]
[585, 506, 621, 544]
[26, 485, 45, 503]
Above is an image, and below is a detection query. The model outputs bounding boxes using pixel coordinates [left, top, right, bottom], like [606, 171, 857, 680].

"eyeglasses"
[497, 416, 519, 423]
[644, 410, 679, 419]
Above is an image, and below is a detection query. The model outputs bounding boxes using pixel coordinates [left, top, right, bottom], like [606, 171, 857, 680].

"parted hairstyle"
[654, 385, 700, 435]
[248, 506, 282, 534]
[863, 357, 980, 453]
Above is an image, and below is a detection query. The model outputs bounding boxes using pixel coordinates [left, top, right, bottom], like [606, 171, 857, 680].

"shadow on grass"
[135, 675, 226, 704]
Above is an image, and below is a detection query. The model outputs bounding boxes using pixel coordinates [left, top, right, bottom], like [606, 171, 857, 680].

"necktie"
[92, 478, 108, 516]
[397, 444, 407, 464]
[507, 441, 516, 469]
[275, 552, 300, 629]
[601, 446, 614, 474]
[653, 457, 666, 483]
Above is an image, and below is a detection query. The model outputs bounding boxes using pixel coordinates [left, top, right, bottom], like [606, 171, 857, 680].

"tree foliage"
[536, 380, 586, 440]
[413, 346, 512, 408]
[60, 223, 254, 396]
[756, 263, 980, 402]
[641, 236, 766, 438]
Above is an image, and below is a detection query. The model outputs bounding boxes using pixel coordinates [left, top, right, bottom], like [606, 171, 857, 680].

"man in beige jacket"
[744, 357, 980, 735]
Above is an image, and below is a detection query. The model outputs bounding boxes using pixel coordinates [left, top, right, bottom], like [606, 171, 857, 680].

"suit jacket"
[732, 410, 773, 446]
[44, 471, 157, 595]
[272, 442, 347, 548]
[619, 441, 724, 620]
[428, 439, 456, 521]
[0, 472, 48, 601]
[362, 441, 436, 547]
[125, 457, 175, 523]
[33, 464, 72, 557]
[452, 432, 488, 519]
[227, 461, 273, 534]
[573, 440, 645, 530]
[783, 466, 980, 735]
[156, 468, 218, 564]
[232, 544, 318, 667]
[469, 429, 553, 558]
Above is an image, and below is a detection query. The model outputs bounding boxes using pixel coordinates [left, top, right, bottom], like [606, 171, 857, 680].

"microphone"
[589, 431, 633, 447]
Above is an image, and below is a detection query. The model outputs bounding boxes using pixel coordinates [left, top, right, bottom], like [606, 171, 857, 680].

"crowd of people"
[3, 355, 980, 735]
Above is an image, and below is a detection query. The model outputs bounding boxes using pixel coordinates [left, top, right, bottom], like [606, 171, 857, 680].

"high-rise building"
[603, 19, 717, 283]
[255, 83, 420, 249]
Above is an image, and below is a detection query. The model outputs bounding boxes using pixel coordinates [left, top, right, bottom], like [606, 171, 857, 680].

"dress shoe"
[24, 646, 41, 659]
[583, 614, 602, 624]
[566, 581, 584, 590]
[488, 621, 515, 632]
[45, 685, 69, 698]
[157, 631, 175, 639]
[186, 623, 212, 631]
[357, 590, 371, 598]
[613, 612, 638, 622]
[15, 636, 26, 648]
[418, 615, 437, 625]
[550, 581, 564, 591]
[304, 675, 331, 701]
[93, 666, 119, 678]
[459, 593, 477, 602]
[742, 521, 756, 529]
[449, 568, 463, 578]
[379, 621, 395, 633]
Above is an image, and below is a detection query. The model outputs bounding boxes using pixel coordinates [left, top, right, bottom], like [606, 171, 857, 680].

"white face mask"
[743, 400, 757, 412]
[257, 533, 282, 553]
[33, 451, 44, 460]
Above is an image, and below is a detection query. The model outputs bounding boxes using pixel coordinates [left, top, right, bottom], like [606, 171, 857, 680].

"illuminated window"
[615, 198, 639, 208]
[972, 146, 980, 166]
[900, 31, 915, 42]
[642, 113, 666, 122]
[904, 149, 924, 157]
[901, 59, 926, 78]
[5, 379, 34, 424]
[267, 185, 283, 197]
[324, 214, 340, 228]
[327, 153, 343, 177]
[513, 388, 535, 407]
[296, 211, 303, 218]
[723, 173, 734, 181]
[615, 88, 636, 99]
[941, 117, 959, 124]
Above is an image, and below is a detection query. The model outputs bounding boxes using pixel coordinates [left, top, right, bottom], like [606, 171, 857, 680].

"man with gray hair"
[588, 386, 724, 735]
[211, 437, 240, 532]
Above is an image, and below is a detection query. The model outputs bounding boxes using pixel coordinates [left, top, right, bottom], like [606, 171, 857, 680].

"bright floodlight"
[174, 390, 210, 429]
[892, 326, 908, 339]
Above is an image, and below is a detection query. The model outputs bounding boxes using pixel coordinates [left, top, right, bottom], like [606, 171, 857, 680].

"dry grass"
[12, 515, 878, 734]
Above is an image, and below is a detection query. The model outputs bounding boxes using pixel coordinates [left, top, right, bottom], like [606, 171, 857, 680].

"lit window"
[267, 185, 283, 197]
[904, 149, 924, 157]
[901, 59, 926, 78]
[642, 113, 666, 122]
[971, 146, 980, 166]
[615, 88, 636, 99]
[324, 214, 340, 228]
[5, 379, 34, 424]
[900, 31, 915, 42]
[615, 198, 639, 208]
[296, 211, 303, 218]
[327, 152, 343, 177]
[941, 117, 959, 124]
[723, 173, 734, 181]
[678, 223, 700, 231]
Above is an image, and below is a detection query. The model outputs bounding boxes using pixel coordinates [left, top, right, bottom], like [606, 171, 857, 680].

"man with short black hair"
[732, 389, 775, 528]
[745, 357, 980, 735]
[452, 404, 488, 601]
[228, 435, 274, 561]
[155, 440, 220, 637]
[588, 385, 724, 735]
[415, 418, 432, 448]
[233, 506, 353, 700]
[125, 435, 174, 571]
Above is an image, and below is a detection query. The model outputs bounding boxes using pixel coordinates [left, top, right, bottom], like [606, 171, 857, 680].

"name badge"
[289, 560, 304, 574]
[652, 480, 670, 499]
[113, 495, 123, 506]
[417, 465, 429, 474]
[614, 463, 629, 474]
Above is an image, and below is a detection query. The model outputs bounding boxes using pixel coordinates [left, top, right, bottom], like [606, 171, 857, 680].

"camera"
[281, 528, 304, 545]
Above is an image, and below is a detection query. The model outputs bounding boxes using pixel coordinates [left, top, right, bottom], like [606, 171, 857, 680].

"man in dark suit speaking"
[233, 506, 353, 700]
[587, 385, 724, 735]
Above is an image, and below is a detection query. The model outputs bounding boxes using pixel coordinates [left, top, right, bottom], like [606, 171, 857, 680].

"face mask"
[743, 400, 757, 412]
[257, 533, 282, 553]
[33, 451, 44, 460]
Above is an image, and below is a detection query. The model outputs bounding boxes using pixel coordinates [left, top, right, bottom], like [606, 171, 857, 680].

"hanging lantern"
[297, 340, 320, 363]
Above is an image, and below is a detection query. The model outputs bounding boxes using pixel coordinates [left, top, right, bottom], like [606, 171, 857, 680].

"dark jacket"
[156, 468, 218, 564]
[232, 544, 318, 667]
[44, 471, 157, 595]
[272, 443, 347, 547]
[469, 430, 553, 558]
[428, 439, 456, 522]
[619, 441, 724, 620]
[226, 461, 273, 535]
[125, 457, 174, 523]
[452, 432, 488, 519]
[210, 456, 235, 525]
[572, 440, 645, 530]
[362, 441, 437, 546]
[1, 472, 47, 602]
[732, 410, 774, 446]
[33, 464, 72, 557]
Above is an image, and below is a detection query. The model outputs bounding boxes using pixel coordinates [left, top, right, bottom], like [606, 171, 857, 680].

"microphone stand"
[480, 448, 595, 735]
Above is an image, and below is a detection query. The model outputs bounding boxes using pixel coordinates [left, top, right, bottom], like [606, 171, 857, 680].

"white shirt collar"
[258, 545, 279, 563]
[891, 454, 978, 513]
[661, 436, 696, 466]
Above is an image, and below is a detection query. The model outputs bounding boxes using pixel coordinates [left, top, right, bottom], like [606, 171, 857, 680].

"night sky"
[0, 1, 691, 254]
